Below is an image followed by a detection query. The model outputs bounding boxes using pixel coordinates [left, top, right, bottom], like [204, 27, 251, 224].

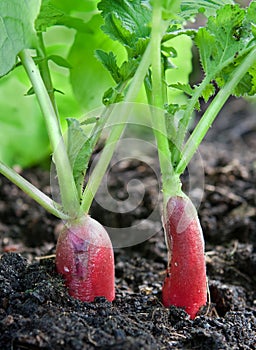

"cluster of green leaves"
[167, 2, 256, 103]
[0, 0, 45, 166]
[163, 1, 256, 168]
[0, 0, 40, 77]
[96, 0, 256, 170]
[94, 0, 151, 104]
[0, 0, 91, 167]
[0, 0, 172, 166]
[195, 2, 256, 98]
[180, 0, 234, 20]
[0, 0, 109, 167]
[98, 0, 151, 57]
[97, 0, 255, 108]
[176, 2, 256, 174]
[1, 0, 256, 174]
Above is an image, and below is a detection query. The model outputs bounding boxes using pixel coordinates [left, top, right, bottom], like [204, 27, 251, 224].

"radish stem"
[0, 161, 68, 220]
[37, 32, 59, 116]
[176, 45, 256, 175]
[80, 44, 152, 214]
[149, 0, 181, 208]
[19, 50, 79, 217]
[171, 75, 212, 166]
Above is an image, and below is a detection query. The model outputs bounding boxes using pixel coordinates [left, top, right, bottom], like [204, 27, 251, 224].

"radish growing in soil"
[56, 216, 115, 302]
[145, 0, 256, 318]
[162, 196, 207, 319]
[0, 0, 151, 302]
[0, 0, 256, 317]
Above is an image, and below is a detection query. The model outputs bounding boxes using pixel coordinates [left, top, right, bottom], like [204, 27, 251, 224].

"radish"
[55, 215, 115, 302]
[1, 0, 254, 315]
[162, 196, 207, 319]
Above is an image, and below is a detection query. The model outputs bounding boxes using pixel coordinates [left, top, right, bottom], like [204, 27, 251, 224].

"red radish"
[56, 215, 115, 302]
[162, 196, 207, 319]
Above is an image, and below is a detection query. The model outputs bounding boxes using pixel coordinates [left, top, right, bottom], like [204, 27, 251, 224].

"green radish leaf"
[119, 57, 140, 81]
[180, 0, 234, 20]
[216, 58, 256, 97]
[95, 50, 140, 84]
[195, 4, 254, 76]
[56, 16, 93, 33]
[95, 50, 121, 83]
[201, 83, 215, 102]
[68, 14, 125, 110]
[98, 0, 151, 57]
[0, 71, 49, 167]
[196, 3, 256, 96]
[0, 0, 41, 77]
[35, 0, 94, 32]
[229, 1, 256, 96]
[66, 118, 92, 196]
[35, 0, 64, 31]
[170, 83, 194, 96]
[49, 0, 98, 18]
[247, 1, 256, 39]
[48, 55, 72, 69]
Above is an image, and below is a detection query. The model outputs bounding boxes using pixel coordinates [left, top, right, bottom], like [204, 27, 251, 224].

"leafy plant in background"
[0, 0, 191, 167]
[0, 0, 256, 319]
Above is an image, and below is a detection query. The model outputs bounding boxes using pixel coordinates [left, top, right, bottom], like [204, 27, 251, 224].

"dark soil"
[0, 98, 256, 349]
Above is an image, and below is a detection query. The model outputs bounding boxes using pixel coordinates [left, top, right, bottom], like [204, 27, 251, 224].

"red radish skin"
[162, 196, 207, 319]
[56, 215, 115, 302]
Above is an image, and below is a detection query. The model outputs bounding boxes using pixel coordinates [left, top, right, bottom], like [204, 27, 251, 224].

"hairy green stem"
[0, 162, 68, 220]
[176, 45, 256, 175]
[37, 32, 59, 115]
[150, 0, 181, 205]
[88, 82, 127, 152]
[19, 50, 79, 217]
[80, 44, 152, 214]
[171, 75, 212, 166]
[173, 45, 255, 168]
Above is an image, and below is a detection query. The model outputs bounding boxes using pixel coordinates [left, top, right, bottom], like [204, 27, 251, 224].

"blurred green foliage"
[0, 0, 192, 168]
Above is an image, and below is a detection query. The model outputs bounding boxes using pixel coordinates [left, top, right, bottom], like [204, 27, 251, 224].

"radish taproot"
[162, 196, 207, 319]
[56, 215, 115, 302]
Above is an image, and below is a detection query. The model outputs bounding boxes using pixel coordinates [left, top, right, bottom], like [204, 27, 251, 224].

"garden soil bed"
[0, 98, 256, 349]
